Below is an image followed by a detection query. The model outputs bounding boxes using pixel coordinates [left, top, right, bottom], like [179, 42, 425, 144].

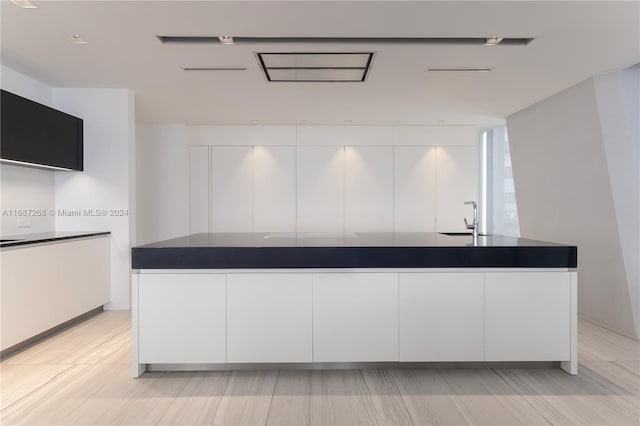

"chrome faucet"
[464, 201, 479, 239]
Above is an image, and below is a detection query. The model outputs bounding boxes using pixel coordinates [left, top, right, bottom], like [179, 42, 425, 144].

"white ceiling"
[1, 1, 638, 126]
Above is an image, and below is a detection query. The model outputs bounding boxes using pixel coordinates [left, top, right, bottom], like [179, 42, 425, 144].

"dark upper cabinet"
[1, 90, 83, 171]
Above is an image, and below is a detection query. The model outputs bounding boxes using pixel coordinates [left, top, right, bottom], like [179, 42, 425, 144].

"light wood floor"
[1, 311, 638, 425]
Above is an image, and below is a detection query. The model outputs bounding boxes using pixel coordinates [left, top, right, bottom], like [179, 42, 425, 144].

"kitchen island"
[131, 232, 577, 377]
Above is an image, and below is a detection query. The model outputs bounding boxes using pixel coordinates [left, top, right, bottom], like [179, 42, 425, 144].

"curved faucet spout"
[463, 201, 479, 238]
[464, 201, 478, 221]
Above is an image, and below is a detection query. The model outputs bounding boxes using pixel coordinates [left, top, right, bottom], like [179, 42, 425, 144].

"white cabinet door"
[138, 274, 226, 364]
[189, 146, 210, 233]
[313, 273, 398, 362]
[297, 146, 345, 232]
[344, 146, 394, 232]
[399, 273, 484, 361]
[227, 274, 312, 363]
[211, 146, 253, 232]
[485, 272, 570, 361]
[253, 146, 296, 232]
[435, 146, 478, 232]
[1, 236, 110, 351]
[394, 146, 437, 232]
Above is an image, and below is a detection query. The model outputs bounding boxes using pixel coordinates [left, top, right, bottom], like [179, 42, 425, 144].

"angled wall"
[507, 65, 639, 339]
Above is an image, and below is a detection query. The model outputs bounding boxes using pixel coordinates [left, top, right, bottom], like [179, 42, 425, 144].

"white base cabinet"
[138, 273, 226, 364]
[133, 269, 577, 376]
[485, 272, 571, 361]
[227, 274, 312, 363]
[399, 273, 484, 361]
[1, 236, 110, 352]
[313, 273, 398, 362]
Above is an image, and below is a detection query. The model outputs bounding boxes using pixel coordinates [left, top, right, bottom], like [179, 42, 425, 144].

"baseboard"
[146, 361, 561, 373]
[0, 306, 105, 360]
[579, 315, 640, 342]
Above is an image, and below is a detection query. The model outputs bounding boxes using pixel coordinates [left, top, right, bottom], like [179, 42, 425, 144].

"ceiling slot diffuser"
[428, 68, 493, 72]
[183, 67, 247, 71]
[157, 36, 533, 46]
[257, 52, 374, 82]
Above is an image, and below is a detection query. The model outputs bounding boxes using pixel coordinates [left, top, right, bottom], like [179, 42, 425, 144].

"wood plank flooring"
[1, 311, 638, 425]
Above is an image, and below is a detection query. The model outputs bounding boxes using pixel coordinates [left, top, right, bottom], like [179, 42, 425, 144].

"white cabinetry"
[188, 146, 210, 233]
[138, 273, 226, 364]
[394, 147, 437, 232]
[436, 146, 478, 232]
[210, 146, 253, 232]
[485, 272, 570, 361]
[344, 146, 394, 232]
[1, 236, 110, 352]
[253, 146, 296, 232]
[313, 273, 398, 362]
[227, 274, 312, 363]
[188, 126, 479, 234]
[399, 273, 484, 361]
[296, 146, 345, 232]
[133, 268, 576, 376]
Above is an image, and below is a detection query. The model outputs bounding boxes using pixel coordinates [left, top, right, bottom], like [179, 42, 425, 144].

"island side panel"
[560, 270, 578, 375]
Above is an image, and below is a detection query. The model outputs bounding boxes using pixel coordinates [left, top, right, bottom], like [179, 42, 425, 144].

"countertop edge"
[132, 245, 578, 269]
[1, 231, 111, 248]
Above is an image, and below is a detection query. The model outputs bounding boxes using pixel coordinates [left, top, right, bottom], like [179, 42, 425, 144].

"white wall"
[1, 64, 52, 105]
[53, 88, 135, 310]
[593, 64, 640, 338]
[507, 65, 640, 339]
[0, 66, 55, 235]
[0, 165, 56, 235]
[135, 125, 189, 245]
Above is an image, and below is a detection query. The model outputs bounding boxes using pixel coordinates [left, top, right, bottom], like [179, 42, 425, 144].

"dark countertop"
[0, 231, 111, 248]
[132, 232, 577, 269]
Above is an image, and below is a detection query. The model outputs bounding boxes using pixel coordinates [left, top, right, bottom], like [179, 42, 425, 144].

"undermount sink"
[264, 232, 360, 239]
[439, 232, 487, 236]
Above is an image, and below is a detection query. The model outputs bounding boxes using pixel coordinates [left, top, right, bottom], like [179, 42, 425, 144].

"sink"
[264, 232, 360, 239]
[439, 232, 487, 236]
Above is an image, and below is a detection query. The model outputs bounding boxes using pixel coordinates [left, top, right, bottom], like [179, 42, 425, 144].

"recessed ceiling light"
[484, 37, 504, 46]
[218, 36, 234, 45]
[67, 34, 88, 44]
[11, 0, 37, 9]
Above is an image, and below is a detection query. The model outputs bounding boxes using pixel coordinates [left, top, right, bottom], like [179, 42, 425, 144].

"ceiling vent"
[428, 68, 493, 72]
[157, 36, 533, 46]
[182, 67, 247, 71]
[256, 52, 374, 82]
